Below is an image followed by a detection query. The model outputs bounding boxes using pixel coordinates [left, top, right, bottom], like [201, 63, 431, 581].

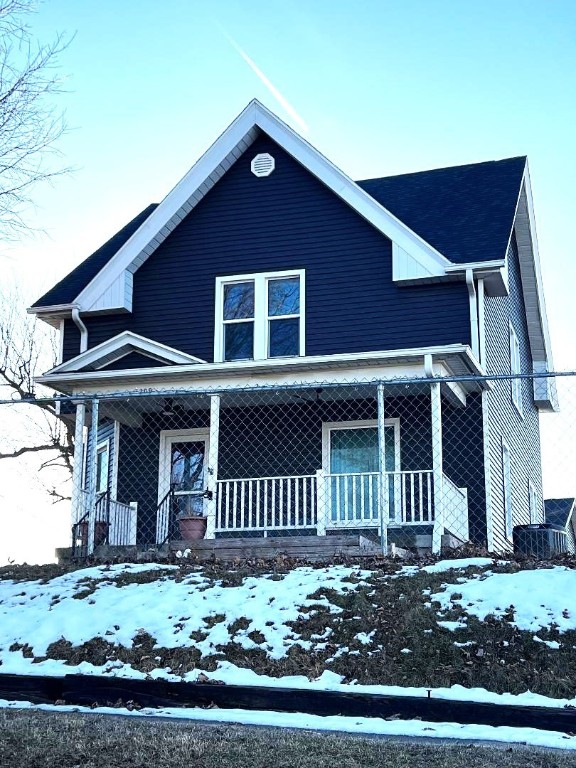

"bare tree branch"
[0, 0, 71, 239]
[0, 287, 74, 491]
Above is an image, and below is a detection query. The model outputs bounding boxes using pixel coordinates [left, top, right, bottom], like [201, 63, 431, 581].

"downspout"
[71, 307, 88, 353]
[477, 277, 486, 367]
[466, 269, 480, 361]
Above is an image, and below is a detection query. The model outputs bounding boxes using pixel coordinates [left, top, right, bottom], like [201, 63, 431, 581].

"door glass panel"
[171, 441, 205, 492]
[170, 441, 206, 518]
[329, 426, 396, 523]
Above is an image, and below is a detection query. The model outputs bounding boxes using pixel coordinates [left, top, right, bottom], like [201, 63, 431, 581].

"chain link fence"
[2, 371, 575, 559]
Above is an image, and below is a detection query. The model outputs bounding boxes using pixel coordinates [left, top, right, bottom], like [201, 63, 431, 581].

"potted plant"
[177, 497, 207, 540]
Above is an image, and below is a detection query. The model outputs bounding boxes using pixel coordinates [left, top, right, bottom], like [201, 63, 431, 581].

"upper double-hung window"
[215, 270, 304, 362]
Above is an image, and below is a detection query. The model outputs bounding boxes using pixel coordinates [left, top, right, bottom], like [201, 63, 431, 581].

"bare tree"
[0, 0, 69, 238]
[0, 289, 74, 499]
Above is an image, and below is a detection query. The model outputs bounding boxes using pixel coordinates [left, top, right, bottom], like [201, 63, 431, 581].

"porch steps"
[168, 534, 384, 562]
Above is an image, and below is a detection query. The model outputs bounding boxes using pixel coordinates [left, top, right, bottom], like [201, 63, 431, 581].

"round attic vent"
[251, 153, 275, 177]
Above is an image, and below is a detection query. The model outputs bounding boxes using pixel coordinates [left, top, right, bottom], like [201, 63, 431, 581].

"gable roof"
[29, 157, 527, 314]
[357, 157, 527, 265]
[33, 99, 451, 316]
[48, 330, 205, 374]
[32, 204, 158, 309]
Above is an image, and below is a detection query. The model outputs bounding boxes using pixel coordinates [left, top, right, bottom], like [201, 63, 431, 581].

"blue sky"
[1, 0, 576, 562]
[9, 1, 575, 372]
[8, 0, 573, 361]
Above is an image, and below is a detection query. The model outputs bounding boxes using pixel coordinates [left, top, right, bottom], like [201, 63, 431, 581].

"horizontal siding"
[63, 134, 471, 364]
[484, 234, 543, 552]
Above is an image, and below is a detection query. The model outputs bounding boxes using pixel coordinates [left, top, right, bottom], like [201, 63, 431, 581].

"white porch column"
[431, 381, 444, 554]
[377, 383, 389, 556]
[87, 398, 99, 555]
[71, 402, 86, 527]
[316, 469, 327, 536]
[205, 394, 220, 539]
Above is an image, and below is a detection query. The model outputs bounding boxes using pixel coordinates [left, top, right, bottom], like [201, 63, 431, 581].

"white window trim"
[502, 438, 513, 540]
[528, 480, 539, 524]
[321, 419, 401, 475]
[214, 270, 305, 363]
[509, 323, 522, 416]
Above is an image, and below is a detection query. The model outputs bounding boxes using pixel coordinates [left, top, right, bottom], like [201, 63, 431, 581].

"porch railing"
[216, 475, 318, 533]
[72, 489, 137, 552]
[324, 470, 434, 527]
[215, 469, 451, 535]
[442, 474, 469, 542]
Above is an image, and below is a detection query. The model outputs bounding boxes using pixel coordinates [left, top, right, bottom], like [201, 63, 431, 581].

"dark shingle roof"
[357, 156, 526, 264]
[32, 156, 527, 309]
[31, 204, 158, 308]
[545, 498, 576, 529]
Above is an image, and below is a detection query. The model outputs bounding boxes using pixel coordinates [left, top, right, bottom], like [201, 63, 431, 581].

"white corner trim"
[73, 99, 450, 314]
[48, 331, 205, 374]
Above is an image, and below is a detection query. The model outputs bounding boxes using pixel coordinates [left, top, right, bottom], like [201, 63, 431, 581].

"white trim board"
[71, 100, 450, 314]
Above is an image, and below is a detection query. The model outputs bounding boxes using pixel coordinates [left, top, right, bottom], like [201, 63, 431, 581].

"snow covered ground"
[1, 558, 576, 716]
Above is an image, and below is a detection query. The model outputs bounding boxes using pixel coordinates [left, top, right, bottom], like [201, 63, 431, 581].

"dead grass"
[1, 709, 576, 768]
[7, 554, 576, 700]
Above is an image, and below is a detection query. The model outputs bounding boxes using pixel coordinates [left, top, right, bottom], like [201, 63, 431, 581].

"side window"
[509, 324, 522, 415]
[95, 442, 110, 494]
[502, 440, 513, 539]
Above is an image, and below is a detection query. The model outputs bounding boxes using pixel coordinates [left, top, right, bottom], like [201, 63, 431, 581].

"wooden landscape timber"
[0, 673, 575, 733]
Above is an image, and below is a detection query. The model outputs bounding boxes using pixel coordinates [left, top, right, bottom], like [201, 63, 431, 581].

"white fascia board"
[444, 259, 506, 273]
[48, 331, 205, 374]
[74, 100, 450, 313]
[516, 167, 554, 365]
[37, 344, 486, 394]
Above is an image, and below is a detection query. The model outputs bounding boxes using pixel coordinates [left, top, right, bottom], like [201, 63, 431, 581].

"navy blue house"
[30, 100, 556, 555]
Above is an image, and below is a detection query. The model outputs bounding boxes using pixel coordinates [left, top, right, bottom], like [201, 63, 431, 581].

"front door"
[170, 440, 207, 518]
[158, 430, 209, 541]
[324, 421, 399, 525]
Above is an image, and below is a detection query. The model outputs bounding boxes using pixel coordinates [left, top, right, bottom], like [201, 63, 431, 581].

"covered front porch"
[71, 373, 483, 557]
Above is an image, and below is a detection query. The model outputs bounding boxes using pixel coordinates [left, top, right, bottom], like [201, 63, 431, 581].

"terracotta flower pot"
[178, 516, 207, 540]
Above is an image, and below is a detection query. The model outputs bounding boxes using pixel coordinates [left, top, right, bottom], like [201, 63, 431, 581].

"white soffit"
[48, 331, 205, 374]
[75, 99, 450, 313]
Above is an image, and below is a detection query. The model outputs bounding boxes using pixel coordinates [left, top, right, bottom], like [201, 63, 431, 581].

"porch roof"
[37, 343, 488, 402]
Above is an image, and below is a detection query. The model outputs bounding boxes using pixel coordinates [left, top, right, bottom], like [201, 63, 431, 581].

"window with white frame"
[509, 323, 522, 414]
[529, 481, 539, 524]
[215, 271, 304, 362]
[95, 442, 110, 494]
[502, 440, 513, 539]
